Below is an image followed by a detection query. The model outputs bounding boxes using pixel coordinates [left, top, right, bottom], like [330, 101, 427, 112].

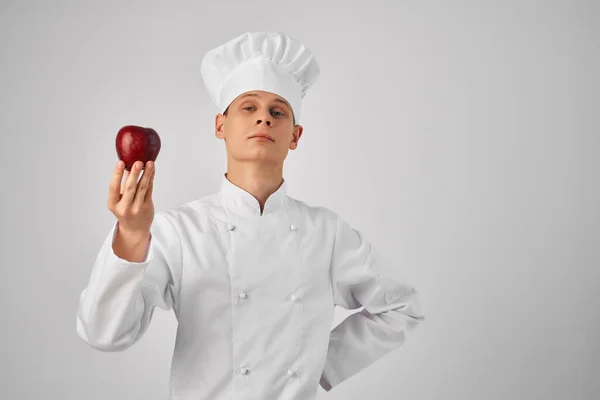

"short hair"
[223, 105, 296, 126]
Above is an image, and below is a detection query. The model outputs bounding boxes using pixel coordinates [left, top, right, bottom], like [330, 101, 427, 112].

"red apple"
[116, 125, 161, 171]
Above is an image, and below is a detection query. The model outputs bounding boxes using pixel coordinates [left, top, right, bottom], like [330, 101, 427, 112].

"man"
[76, 31, 425, 400]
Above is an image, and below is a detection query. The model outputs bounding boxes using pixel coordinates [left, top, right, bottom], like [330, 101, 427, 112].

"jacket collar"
[218, 173, 288, 216]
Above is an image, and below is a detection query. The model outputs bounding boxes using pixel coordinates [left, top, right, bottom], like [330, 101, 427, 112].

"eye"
[243, 106, 285, 117]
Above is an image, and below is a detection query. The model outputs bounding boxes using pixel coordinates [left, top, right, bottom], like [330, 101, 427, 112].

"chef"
[77, 31, 425, 400]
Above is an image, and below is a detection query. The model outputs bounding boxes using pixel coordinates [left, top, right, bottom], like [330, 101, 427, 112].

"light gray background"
[1, 1, 598, 399]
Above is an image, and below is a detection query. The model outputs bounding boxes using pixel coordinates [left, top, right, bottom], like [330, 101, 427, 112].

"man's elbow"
[368, 288, 425, 334]
[76, 315, 136, 352]
[392, 288, 425, 323]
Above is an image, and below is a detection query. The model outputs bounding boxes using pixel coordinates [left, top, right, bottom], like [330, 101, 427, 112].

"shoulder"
[156, 193, 221, 225]
[289, 197, 366, 242]
[286, 195, 341, 227]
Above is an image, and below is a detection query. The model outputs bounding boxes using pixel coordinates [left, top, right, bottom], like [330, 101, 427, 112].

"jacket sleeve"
[319, 214, 425, 391]
[76, 211, 183, 352]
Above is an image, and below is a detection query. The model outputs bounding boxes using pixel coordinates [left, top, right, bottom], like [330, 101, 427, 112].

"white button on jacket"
[76, 174, 425, 399]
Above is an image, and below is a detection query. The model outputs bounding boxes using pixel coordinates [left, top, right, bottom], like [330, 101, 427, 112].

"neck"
[225, 162, 284, 213]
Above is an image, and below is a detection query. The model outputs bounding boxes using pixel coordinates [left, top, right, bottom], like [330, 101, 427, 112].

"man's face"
[215, 90, 303, 166]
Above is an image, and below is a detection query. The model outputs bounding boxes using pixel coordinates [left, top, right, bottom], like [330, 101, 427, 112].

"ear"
[289, 125, 303, 150]
[215, 114, 226, 140]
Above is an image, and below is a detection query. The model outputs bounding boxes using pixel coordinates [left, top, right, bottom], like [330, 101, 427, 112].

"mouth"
[248, 133, 274, 142]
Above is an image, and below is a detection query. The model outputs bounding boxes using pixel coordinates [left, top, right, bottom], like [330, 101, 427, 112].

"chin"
[231, 150, 281, 164]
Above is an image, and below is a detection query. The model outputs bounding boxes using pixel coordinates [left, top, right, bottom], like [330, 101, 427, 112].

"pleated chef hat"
[200, 31, 321, 124]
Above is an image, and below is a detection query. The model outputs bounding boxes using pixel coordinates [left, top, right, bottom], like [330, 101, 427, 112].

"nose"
[256, 119, 271, 126]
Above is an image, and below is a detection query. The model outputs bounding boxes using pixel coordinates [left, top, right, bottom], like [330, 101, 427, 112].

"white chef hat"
[200, 31, 320, 124]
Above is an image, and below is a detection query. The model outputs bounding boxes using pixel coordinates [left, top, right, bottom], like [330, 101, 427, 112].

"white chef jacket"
[77, 174, 425, 400]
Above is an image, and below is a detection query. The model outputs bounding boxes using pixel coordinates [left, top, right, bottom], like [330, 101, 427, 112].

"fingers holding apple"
[108, 159, 154, 206]
[107, 159, 155, 235]
[120, 166, 130, 196]
[121, 160, 148, 205]
[131, 160, 155, 210]
[108, 160, 126, 210]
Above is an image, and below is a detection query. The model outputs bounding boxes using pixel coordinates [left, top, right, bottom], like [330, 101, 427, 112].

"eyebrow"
[237, 93, 291, 110]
